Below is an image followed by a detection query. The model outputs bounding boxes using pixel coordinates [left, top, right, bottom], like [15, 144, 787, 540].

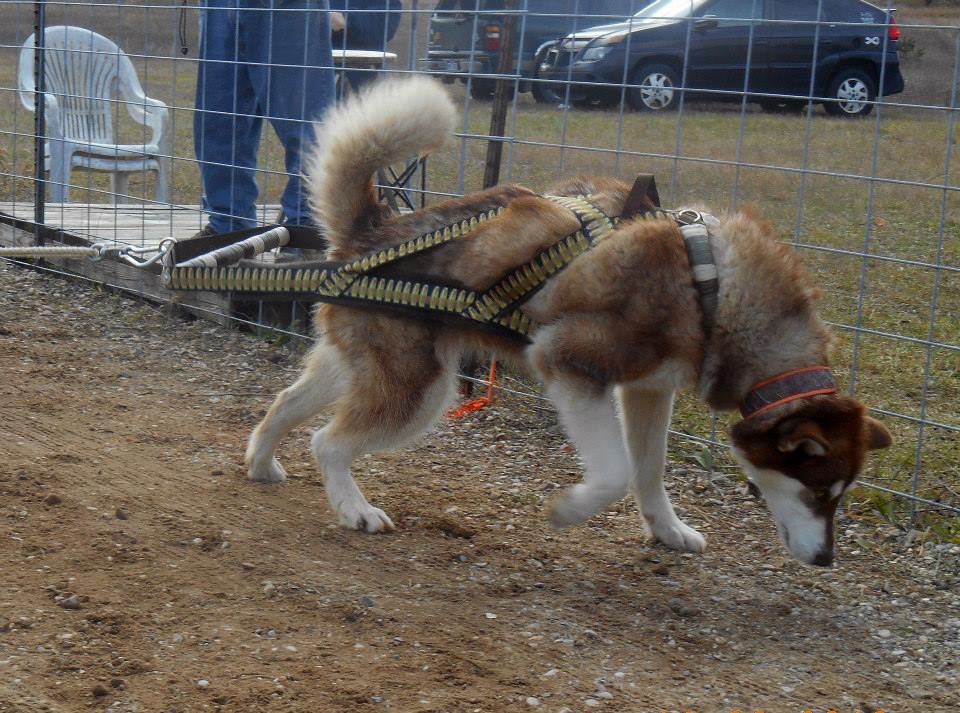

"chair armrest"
[124, 93, 170, 150]
[117, 69, 170, 150]
[17, 80, 64, 140]
[40, 93, 64, 141]
[18, 38, 64, 141]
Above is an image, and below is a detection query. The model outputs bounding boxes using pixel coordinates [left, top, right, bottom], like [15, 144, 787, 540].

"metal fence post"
[482, 0, 518, 189]
[33, 0, 46, 237]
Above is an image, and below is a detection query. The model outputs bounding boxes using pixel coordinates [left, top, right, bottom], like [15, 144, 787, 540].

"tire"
[531, 66, 565, 104]
[627, 63, 680, 112]
[759, 99, 807, 115]
[468, 77, 516, 101]
[824, 68, 876, 118]
[468, 78, 496, 101]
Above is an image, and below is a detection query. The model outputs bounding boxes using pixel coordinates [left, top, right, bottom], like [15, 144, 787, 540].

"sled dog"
[245, 78, 891, 566]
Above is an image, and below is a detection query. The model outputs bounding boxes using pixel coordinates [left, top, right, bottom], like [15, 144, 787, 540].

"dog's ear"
[731, 395, 888, 469]
[776, 419, 830, 457]
[865, 416, 893, 450]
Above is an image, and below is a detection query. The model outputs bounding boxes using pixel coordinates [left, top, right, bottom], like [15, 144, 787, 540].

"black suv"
[536, 0, 904, 116]
[423, 0, 644, 100]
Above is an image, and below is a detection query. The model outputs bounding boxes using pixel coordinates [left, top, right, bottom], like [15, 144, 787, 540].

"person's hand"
[330, 11, 346, 33]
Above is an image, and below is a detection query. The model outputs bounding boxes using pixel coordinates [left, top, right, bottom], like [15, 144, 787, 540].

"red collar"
[739, 366, 838, 419]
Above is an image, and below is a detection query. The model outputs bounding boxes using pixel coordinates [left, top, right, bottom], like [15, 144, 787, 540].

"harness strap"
[618, 176, 722, 338]
[468, 194, 614, 328]
[164, 187, 717, 345]
[164, 205, 504, 291]
[623, 188, 722, 341]
[164, 195, 613, 341]
[677, 213, 721, 337]
[177, 226, 290, 268]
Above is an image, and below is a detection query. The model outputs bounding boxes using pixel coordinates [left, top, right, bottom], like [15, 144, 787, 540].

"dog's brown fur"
[247, 78, 891, 565]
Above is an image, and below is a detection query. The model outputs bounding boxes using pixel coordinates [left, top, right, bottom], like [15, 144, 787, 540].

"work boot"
[189, 224, 218, 240]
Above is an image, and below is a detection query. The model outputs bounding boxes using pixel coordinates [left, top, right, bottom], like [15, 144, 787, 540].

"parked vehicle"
[536, 0, 904, 116]
[423, 0, 647, 100]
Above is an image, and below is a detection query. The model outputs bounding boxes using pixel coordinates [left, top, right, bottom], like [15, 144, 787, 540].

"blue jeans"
[194, 0, 334, 233]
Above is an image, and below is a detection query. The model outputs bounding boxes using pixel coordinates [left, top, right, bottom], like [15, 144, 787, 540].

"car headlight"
[580, 44, 615, 62]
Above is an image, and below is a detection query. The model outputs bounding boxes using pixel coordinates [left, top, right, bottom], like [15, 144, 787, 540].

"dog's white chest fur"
[627, 360, 697, 392]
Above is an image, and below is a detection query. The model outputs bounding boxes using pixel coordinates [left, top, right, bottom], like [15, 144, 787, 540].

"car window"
[637, 0, 708, 21]
[432, 0, 507, 10]
[827, 0, 884, 24]
[584, 0, 648, 17]
[525, 0, 643, 15]
[699, 0, 762, 27]
[434, 0, 663, 15]
[527, 0, 574, 12]
[769, 0, 825, 22]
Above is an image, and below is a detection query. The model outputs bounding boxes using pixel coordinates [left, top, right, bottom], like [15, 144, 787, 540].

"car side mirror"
[694, 16, 719, 31]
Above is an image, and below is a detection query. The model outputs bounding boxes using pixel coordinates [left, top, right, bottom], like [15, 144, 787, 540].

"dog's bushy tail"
[306, 77, 457, 249]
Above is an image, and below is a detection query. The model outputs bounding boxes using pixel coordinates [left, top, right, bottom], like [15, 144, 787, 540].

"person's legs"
[246, 0, 335, 227]
[344, 67, 376, 92]
[194, 0, 264, 233]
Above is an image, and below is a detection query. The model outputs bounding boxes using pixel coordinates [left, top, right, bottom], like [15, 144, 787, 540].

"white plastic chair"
[18, 26, 171, 204]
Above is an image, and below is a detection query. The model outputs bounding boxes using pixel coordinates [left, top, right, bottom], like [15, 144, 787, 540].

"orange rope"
[447, 360, 497, 419]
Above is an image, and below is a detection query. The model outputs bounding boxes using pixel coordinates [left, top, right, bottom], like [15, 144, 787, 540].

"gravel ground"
[1, 259, 958, 713]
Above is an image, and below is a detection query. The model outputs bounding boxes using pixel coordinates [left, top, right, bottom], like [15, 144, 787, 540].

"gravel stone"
[58, 595, 81, 610]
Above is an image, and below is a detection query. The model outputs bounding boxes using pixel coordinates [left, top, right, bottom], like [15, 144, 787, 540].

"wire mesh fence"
[0, 0, 957, 530]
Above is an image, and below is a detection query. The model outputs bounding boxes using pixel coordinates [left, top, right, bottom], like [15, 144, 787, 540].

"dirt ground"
[1, 259, 958, 713]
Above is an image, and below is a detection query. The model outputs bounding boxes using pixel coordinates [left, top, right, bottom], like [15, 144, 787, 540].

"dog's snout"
[810, 550, 834, 567]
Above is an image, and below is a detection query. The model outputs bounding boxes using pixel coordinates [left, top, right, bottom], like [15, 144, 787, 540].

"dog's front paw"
[336, 500, 395, 534]
[248, 458, 287, 483]
[647, 515, 707, 553]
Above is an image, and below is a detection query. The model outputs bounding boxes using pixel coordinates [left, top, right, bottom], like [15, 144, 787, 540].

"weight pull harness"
[162, 175, 721, 343]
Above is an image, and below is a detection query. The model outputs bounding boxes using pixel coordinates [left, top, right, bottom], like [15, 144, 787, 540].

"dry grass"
[0, 2, 957, 535]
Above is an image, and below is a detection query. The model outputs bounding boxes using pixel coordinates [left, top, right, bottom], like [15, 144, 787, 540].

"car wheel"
[469, 77, 516, 101]
[759, 99, 807, 115]
[627, 63, 680, 111]
[824, 69, 876, 118]
[531, 66, 566, 105]
[468, 78, 496, 101]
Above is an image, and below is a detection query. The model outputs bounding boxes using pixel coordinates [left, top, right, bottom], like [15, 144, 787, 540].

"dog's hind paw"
[649, 516, 707, 553]
[337, 502, 395, 534]
[248, 458, 287, 483]
[547, 495, 591, 529]
[546, 484, 619, 529]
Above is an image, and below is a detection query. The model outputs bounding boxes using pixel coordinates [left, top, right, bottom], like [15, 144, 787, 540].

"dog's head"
[729, 395, 891, 566]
